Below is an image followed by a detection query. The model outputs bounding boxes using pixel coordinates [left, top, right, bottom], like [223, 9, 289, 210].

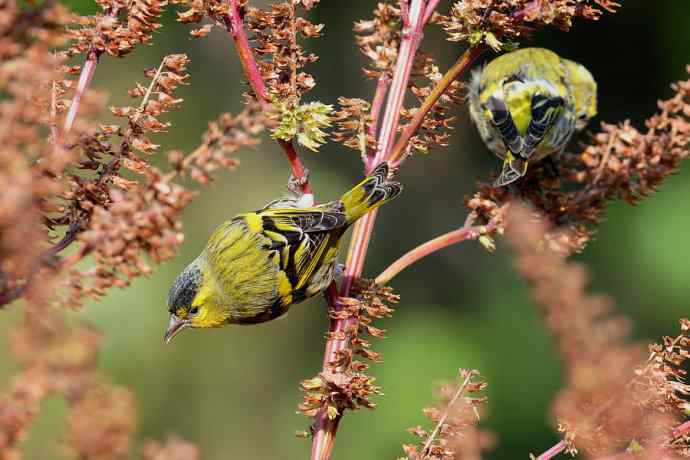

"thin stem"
[536, 419, 690, 460]
[223, 0, 312, 194]
[421, 370, 477, 459]
[365, 74, 391, 167]
[63, 8, 119, 135]
[50, 80, 59, 142]
[132, 57, 167, 124]
[375, 223, 484, 286]
[389, 45, 486, 167]
[63, 49, 98, 134]
[534, 440, 567, 460]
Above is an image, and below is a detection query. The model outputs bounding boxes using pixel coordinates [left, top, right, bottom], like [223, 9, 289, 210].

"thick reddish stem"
[224, 0, 269, 109]
[371, 0, 426, 172]
[279, 139, 313, 195]
[310, 1, 431, 459]
[224, 0, 311, 194]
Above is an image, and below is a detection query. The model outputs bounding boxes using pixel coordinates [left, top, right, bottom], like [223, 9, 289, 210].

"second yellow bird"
[164, 163, 401, 342]
[469, 47, 597, 186]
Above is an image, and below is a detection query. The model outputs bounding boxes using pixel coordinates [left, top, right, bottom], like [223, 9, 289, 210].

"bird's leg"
[333, 262, 345, 284]
[287, 168, 314, 208]
[287, 168, 310, 195]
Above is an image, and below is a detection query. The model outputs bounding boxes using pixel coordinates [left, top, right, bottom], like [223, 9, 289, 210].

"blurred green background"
[2, 1, 690, 459]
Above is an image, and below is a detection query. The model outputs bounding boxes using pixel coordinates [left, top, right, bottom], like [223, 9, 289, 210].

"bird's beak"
[164, 315, 189, 343]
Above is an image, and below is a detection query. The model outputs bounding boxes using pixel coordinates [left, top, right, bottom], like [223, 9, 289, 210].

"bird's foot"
[287, 169, 314, 208]
[287, 168, 310, 195]
[333, 263, 345, 284]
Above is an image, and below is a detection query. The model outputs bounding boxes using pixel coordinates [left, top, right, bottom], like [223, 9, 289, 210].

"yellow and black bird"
[469, 47, 598, 186]
[164, 163, 401, 342]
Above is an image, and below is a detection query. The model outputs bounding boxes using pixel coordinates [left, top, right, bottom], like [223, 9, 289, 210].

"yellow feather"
[468, 47, 597, 186]
[165, 163, 401, 339]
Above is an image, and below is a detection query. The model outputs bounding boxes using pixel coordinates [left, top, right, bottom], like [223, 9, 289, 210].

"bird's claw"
[287, 168, 310, 196]
[333, 263, 345, 283]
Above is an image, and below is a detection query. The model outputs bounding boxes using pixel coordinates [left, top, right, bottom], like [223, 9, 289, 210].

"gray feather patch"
[167, 262, 203, 312]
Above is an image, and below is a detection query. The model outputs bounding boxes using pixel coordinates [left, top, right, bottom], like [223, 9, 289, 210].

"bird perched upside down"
[164, 163, 402, 342]
[469, 47, 597, 186]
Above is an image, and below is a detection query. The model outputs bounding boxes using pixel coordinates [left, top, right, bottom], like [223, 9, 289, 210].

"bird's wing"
[487, 95, 522, 154]
[258, 207, 347, 292]
[520, 93, 564, 159]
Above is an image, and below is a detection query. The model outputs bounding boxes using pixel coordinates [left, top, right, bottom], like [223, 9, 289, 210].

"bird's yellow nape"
[164, 314, 190, 343]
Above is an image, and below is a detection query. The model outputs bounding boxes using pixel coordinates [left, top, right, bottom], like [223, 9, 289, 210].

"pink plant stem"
[63, 50, 98, 134]
[310, 1, 431, 459]
[421, 0, 441, 25]
[365, 75, 391, 168]
[537, 419, 690, 460]
[374, 224, 484, 286]
[535, 440, 567, 460]
[672, 419, 690, 438]
[372, 0, 425, 171]
[63, 8, 118, 135]
[420, 370, 475, 457]
[224, 0, 312, 194]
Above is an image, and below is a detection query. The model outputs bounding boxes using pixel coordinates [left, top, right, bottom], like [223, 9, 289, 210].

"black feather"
[167, 263, 202, 312]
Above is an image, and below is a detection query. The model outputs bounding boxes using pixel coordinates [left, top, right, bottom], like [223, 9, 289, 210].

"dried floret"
[400, 369, 492, 460]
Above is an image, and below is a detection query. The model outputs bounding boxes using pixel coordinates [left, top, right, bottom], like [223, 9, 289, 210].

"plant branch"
[534, 440, 567, 460]
[63, 8, 119, 135]
[223, 0, 312, 195]
[224, 0, 269, 110]
[0, 8, 122, 308]
[535, 419, 690, 460]
[371, 0, 426, 170]
[421, 0, 441, 26]
[310, 1, 437, 458]
[421, 369, 477, 459]
[365, 74, 391, 167]
[375, 217, 494, 286]
[50, 79, 59, 142]
[389, 45, 486, 167]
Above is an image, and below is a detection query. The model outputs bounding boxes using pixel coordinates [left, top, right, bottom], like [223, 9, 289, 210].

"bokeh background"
[1, 1, 689, 459]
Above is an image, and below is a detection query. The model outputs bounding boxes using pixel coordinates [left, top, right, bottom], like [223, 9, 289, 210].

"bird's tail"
[340, 162, 402, 224]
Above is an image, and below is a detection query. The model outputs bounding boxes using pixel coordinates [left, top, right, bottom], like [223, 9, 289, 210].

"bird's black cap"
[167, 263, 203, 313]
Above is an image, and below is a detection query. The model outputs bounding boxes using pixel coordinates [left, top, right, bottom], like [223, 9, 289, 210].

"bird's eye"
[190, 307, 199, 315]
